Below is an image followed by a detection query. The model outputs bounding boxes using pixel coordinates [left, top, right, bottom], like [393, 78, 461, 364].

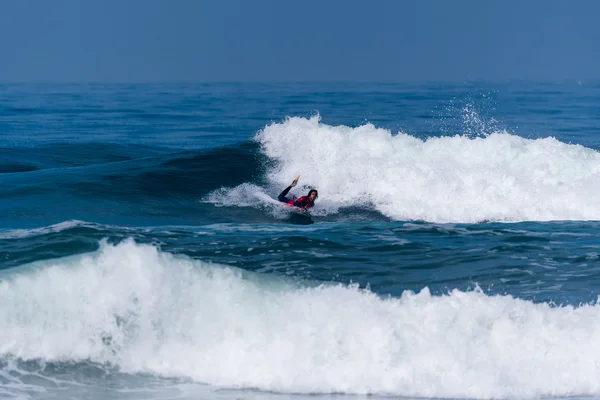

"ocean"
[1, 81, 600, 400]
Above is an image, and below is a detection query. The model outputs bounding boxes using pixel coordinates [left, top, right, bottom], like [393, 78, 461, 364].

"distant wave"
[0, 162, 39, 174]
[0, 141, 264, 202]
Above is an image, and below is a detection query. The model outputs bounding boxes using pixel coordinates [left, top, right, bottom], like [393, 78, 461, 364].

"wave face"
[240, 115, 600, 223]
[1, 240, 600, 399]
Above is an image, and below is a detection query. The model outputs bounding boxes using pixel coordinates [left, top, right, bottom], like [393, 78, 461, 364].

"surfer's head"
[308, 189, 318, 201]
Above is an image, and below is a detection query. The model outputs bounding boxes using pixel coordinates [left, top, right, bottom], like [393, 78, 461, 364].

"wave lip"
[253, 115, 600, 223]
[2, 240, 600, 398]
[0, 220, 98, 240]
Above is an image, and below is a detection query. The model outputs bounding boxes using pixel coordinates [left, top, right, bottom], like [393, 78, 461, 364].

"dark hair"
[308, 189, 318, 199]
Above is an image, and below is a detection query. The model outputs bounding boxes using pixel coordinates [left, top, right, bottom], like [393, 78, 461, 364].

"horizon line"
[0, 78, 596, 85]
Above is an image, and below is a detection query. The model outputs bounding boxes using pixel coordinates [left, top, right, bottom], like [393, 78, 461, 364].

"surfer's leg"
[278, 186, 292, 202]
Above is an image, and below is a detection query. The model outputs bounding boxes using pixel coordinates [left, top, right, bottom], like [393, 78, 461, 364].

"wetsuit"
[278, 186, 315, 209]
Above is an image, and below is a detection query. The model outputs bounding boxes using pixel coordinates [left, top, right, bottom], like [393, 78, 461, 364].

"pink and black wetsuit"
[278, 186, 315, 209]
[293, 195, 315, 209]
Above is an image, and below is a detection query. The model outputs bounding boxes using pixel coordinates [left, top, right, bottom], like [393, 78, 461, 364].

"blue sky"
[1, 0, 599, 82]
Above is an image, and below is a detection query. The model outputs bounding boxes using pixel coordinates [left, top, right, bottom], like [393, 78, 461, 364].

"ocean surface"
[1, 81, 600, 400]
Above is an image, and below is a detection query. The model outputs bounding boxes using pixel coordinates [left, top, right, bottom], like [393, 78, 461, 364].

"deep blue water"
[1, 82, 600, 400]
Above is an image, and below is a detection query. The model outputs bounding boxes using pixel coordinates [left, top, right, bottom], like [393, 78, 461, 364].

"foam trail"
[249, 115, 600, 223]
[3, 240, 600, 398]
[205, 183, 301, 219]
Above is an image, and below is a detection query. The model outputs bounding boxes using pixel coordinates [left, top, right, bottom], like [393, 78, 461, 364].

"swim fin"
[291, 175, 300, 187]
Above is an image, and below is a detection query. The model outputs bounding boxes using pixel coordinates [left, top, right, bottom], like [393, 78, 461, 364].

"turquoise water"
[1, 82, 600, 400]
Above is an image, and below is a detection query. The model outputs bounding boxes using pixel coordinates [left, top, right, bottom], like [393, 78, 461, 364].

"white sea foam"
[210, 115, 600, 223]
[2, 240, 600, 398]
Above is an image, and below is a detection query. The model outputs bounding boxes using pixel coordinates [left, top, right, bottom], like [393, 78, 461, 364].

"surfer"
[278, 176, 318, 210]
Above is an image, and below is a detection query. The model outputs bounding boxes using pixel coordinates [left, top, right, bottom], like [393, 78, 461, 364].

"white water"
[210, 115, 600, 223]
[2, 240, 600, 399]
